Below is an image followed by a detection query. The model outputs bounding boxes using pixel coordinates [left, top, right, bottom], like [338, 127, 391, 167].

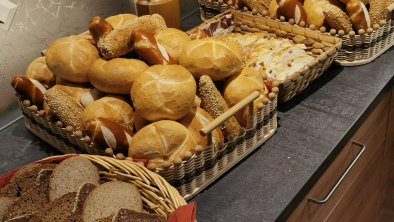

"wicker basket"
[199, 0, 231, 20]
[0, 154, 186, 219]
[193, 10, 341, 103]
[19, 90, 278, 199]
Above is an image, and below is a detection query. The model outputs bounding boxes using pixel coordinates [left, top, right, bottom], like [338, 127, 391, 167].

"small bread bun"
[179, 106, 224, 149]
[46, 35, 99, 83]
[131, 65, 196, 121]
[51, 83, 92, 104]
[128, 120, 197, 167]
[88, 58, 148, 94]
[223, 67, 266, 107]
[82, 96, 134, 129]
[105, 14, 138, 28]
[25, 57, 55, 88]
[154, 28, 191, 63]
[179, 38, 243, 81]
[304, 0, 330, 27]
[80, 88, 106, 108]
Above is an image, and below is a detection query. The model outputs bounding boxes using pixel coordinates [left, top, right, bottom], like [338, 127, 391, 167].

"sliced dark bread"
[0, 197, 17, 222]
[98, 209, 166, 222]
[64, 212, 83, 222]
[49, 157, 99, 201]
[0, 163, 56, 198]
[82, 181, 143, 222]
[3, 175, 51, 222]
[28, 183, 96, 222]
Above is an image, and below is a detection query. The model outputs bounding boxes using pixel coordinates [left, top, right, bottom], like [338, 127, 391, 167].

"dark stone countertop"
[1, 11, 394, 222]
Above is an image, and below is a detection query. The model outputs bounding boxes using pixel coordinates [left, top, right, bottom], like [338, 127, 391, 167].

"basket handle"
[200, 91, 260, 136]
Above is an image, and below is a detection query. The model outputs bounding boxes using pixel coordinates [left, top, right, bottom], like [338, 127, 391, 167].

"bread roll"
[88, 58, 148, 94]
[128, 120, 197, 167]
[80, 88, 106, 108]
[82, 96, 134, 129]
[131, 65, 196, 121]
[277, 0, 308, 24]
[223, 67, 266, 107]
[51, 83, 92, 104]
[323, 4, 353, 33]
[304, 0, 330, 27]
[46, 36, 99, 83]
[105, 14, 138, 28]
[11, 75, 46, 108]
[369, 0, 389, 25]
[154, 28, 191, 63]
[25, 57, 55, 88]
[179, 106, 224, 149]
[346, 0, 371, 30]
[179, 38, 243, 81]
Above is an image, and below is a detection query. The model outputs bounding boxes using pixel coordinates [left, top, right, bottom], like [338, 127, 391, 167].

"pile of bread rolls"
[234, 0, 392, 35]
[11, 13, 278, 170]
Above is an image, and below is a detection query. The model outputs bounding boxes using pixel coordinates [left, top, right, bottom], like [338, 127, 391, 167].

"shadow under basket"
[19, 91, 278, 200]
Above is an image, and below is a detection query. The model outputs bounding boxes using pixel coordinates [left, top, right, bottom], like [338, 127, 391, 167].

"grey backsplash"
[0, 0, 199, 128]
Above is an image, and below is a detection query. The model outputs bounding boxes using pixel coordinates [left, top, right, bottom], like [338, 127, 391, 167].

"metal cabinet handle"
[307, 141, 366, 204]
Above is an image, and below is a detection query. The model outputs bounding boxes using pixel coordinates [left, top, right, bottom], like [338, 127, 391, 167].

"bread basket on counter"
[0, 154, 189, 221]
[18, 89, 278, 199]
[193, 10, 341, 103]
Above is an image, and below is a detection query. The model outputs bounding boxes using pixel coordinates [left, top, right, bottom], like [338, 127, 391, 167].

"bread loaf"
[82, 96, 134, 129]
[82, 181, 143, 222]
[98, 208, 166, 222]
[323, 4, 353, 33]
[97, 14, 167, 59]
[0, 197, 16, 222]
[105, 14, 138, 28]
[131, 65, 196, 121]
[11, 75, 46, 108]
[25, 57, 55, 88]
[198, 75, 242, 141]
[49, 157, 100, 201]
[179, 106, 224, 149]
[346, 0, 371, 30]
[88, 58, 148, 94]
[129, 120, 197, 167]
[83, 117, 134, 154]
[131, 29, 175, 65]
[46, 35, 99, 83]
[154, 28, 191, 63]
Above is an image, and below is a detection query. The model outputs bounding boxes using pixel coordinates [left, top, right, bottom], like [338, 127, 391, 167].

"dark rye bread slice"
[82, 181, 143, 222]
[28, 183, 96, 222]
[0, 197, 17, 222]
[97, 209, 166, 222]
[0, 163, 56, 198]
[3, 171, 51, 222]
[49, 157, 100, 201]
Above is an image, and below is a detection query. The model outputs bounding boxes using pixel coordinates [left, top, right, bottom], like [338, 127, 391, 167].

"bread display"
[179, 38, 243, 80]
[83, 117, 134, 155]
[129, 120, 198, 168]
[179, 106, 224, 150]
[46, 35, 99, 83]
[154, 28, 191, 63]
[44, 87, 85, 130]
[198, 75, 242, 141]
[88, 58, 148, 94]
[82, 96, 134, 129]
[25, 57, 55, 88]
[131, 65, 196, 121]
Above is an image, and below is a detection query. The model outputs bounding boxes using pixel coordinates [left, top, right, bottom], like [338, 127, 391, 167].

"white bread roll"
[88, 58, 148, 94]
[131, 65, 196, 121]
[128, 120, 197, 167]
[80, 88, 106, 108]
[25, 57, 55, 88]
[304, 0, 330, 27]
[51, 83, 92, 104]
[105, 13, 138, 28]
[223, 67, 267, 107]
[179, 106, 224, 149]
[179, 38, 243, 81]
[82, 96, 134, 129]
[154, 28, 191, 63]
[46, 35, 99, 83]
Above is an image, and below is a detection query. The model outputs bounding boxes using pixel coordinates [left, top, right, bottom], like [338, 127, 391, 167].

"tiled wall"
[0, 0, 199, 128]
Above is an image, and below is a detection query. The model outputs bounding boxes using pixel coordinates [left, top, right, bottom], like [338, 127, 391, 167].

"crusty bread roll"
[154, 28, 191, 63]
[105, 14, 138, 29]
[304, 0, 330, 27]
[51, 83, 92, 104]
[88, 58, 148, 94]
[25, 57, 55, 88]
[323, 4, 353, 33]
[131, 65, 196, 121]
[223, 67, 266, 107]
[179, 106, 224, 150]
[80, 88, 106, 108]
[346, 0, 371, 30]
[11, 75, 46, 108]
[82, 96, 134, 129]
[128, 120, 197, 167]
[277, 0, 308, 24]
[46, 35, 99, 83]
[179, 38, 243, 81]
